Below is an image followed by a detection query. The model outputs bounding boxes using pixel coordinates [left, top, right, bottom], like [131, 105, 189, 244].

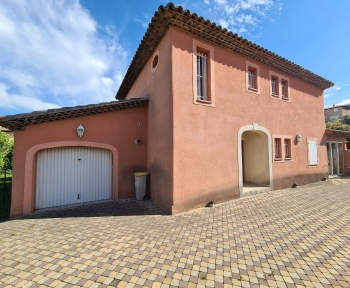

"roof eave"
[0, 97, 149, 131]
[116, 2, 333, 100]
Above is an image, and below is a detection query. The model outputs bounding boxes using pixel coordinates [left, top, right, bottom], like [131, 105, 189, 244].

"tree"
[0, 132, 14, 173]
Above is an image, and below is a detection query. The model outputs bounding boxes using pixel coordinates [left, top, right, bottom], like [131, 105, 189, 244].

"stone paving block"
[1, 180, 350, 287]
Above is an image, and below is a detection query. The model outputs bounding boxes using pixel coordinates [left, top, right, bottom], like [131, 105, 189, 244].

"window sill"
[196, 99, 212, 104]
[194, 99, 215, 107]
[247, 87, 259, 94]
[282, 97, 289, 101]
[274, 158, 293, 163]
[271, 94, 279, 98]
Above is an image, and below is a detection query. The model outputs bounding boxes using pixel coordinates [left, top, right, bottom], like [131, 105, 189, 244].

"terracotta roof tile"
[0, 126, 11, 132]
[326, 128, 350, 138]
[116, 2, 333, 100]
[0, 97, 149, 131]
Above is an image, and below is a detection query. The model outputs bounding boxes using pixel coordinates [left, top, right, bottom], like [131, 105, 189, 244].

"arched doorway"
[238, 125, 273, 197]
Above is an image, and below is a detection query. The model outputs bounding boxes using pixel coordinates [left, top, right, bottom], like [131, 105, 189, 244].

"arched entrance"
[238, 124, 273, 197]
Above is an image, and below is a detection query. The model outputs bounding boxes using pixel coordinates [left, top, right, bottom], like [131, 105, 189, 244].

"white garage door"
[35, 147, 112, 209]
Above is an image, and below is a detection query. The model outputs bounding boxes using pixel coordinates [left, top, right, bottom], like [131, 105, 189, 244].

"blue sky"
[0, 0, 349, 116]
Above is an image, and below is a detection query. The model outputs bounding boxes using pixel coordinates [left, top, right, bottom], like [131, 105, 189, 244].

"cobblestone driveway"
[1, 178, 350, 288]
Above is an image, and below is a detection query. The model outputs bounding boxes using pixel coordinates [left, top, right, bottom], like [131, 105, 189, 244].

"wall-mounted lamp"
[77, 124, 85, 137]
[135, 139, 140, 145]
[296, 134, 302, 142]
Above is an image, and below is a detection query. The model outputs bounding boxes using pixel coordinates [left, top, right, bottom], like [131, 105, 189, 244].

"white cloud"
[0, 83, 59, 112]
[337, 99, 350, 106]
[195, 0, 281, 33]
[0, 0, 129, 114]
[134, 12, 152, 29]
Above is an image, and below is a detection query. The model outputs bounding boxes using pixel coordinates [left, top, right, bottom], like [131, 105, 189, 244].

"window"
[284, 139, 292, 159]
[197, 51, 208, 101]
[151, 50, 160, 73]
[273, 135, 293, 162]
[281, 80, 288, 100]
[271, 76, 278, 96]
[308, 139, 318, 166]
[269, 71, 290, 102]
[334, 108, 338, 112]
[246, 61, 260, 94]
[274, 138, 282, 160]
[248, 69, 254, 89]
[248, 67, 257, 90]
[193, 40, 215, 107]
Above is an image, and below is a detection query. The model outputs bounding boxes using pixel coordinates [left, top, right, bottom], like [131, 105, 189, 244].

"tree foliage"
[325, 117, 350, 150]
[326, 119, 350, 131]
[0, 132, 14, 172]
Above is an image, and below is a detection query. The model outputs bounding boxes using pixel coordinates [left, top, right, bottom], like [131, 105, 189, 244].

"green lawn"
[0, 174, 12, 222]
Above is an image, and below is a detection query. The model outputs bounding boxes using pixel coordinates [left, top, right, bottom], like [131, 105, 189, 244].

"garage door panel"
[35, 147, 112, 209]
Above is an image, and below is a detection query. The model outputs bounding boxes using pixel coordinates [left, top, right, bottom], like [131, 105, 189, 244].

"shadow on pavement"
[14, 198, 168, 220]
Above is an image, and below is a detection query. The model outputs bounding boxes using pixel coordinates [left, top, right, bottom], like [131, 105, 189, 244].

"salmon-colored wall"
[125, 30, 174, 212]
[11, 106, 148, 217]
[345, 150, 350, 175]
[170, 28, 328, 213]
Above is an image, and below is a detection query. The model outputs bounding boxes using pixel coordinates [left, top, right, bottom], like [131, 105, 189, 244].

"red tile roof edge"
[0, 97, 149, 131]
[116, 2, 333, 100]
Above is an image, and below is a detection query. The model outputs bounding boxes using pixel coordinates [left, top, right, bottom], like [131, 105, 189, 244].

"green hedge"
[0, 174, 12, 222]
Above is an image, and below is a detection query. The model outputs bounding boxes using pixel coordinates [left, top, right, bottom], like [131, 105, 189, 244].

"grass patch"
[0, 173, 12, 222]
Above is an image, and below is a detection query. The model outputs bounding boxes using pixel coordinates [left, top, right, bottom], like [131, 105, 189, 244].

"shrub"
[0, 132, 13, 172]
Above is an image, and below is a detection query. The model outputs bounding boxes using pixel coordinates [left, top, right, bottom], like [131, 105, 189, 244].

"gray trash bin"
[133, 172, 148, 200]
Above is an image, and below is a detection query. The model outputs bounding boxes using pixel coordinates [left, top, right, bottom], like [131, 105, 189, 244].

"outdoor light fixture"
[296, 134, 302, 142]
[77, 124, 85, 137]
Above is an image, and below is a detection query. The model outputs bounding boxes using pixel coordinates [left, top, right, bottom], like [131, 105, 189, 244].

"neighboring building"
[0, 125, 14, 139]
[0, 3, 334, 218]
[325, 105, 350, 120]
[325, 129, 350, 176]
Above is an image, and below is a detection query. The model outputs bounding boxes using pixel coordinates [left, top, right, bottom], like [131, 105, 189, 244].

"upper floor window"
[246, 61, 260, 94]
[192, 39, 215, 107]
[197, 51, 208, 101]
[281, 79, 288, 100]
[248, 68, 255, 89]
[271, 76, 278, 96]
[151, 50, 160, 73]
[269, 71, 290, 102]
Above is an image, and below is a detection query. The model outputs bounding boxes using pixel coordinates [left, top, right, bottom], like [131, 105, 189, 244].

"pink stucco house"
[0, 3, 335, 217]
